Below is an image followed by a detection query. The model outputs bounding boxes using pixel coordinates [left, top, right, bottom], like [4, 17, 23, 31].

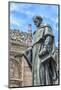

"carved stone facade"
[9, 29, 32, 87]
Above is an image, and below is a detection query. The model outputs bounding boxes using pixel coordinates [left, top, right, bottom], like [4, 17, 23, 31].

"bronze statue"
[32, 16, 57, 86]
[24, 16, 58, 86]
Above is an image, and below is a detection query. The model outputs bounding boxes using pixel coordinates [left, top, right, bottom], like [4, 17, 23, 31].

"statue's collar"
[33, 24, 44, 35]
[37, 24, 45, 29]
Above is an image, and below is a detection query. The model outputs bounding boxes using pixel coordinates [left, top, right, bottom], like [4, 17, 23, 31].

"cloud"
[10, 3, 32, 16]
[10, 17, 20, 27]
[10, 14, 26, 29]
[10, 3, 48, 20]
[10, 3, 18, 12]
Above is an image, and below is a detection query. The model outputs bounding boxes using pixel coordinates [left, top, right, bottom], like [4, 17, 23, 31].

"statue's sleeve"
[39, 26, 54, 57]
[44, 26, 54, 53]
[43, 30, 58, 81]
[39, 26, 58, 81]
[44, 35, 53, 53]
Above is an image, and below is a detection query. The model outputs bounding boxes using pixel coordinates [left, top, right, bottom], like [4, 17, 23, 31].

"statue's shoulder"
[33, 24, 46, 35]
[41, 23, 52, 29]
[43, 23, 53, 37]
[33, 23, 53, 36]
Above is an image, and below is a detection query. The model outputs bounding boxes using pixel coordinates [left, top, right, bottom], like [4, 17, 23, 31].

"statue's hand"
[38, 47, 48, 57]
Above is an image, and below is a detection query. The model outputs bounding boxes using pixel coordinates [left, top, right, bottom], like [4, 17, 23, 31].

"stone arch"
[9, 58, 21, 79]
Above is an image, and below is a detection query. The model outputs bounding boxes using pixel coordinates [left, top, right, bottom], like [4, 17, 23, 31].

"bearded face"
[34, 18, 41, 27]
[33, 16, 43, 28]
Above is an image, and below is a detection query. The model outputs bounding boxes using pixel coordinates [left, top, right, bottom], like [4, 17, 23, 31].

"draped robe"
[24, 24, 57, 86]
[32, 25, 57, 86]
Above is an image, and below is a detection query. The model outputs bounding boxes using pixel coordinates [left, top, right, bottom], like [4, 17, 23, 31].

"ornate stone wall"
[9, 29, 32, 87]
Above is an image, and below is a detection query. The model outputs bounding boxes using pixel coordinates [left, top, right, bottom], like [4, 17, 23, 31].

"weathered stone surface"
[9, 29, 32, 87]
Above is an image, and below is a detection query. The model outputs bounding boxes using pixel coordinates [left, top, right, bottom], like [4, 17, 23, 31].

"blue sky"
[10, 3, 59, 47]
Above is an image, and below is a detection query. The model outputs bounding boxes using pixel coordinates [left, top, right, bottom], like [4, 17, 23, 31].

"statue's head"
[33, 16, 43, 27]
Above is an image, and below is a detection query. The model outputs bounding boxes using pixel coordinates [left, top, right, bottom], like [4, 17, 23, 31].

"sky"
[10, 2, 59, 47]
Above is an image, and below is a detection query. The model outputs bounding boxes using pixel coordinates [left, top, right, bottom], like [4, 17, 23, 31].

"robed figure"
[24, 16, 58, 86]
